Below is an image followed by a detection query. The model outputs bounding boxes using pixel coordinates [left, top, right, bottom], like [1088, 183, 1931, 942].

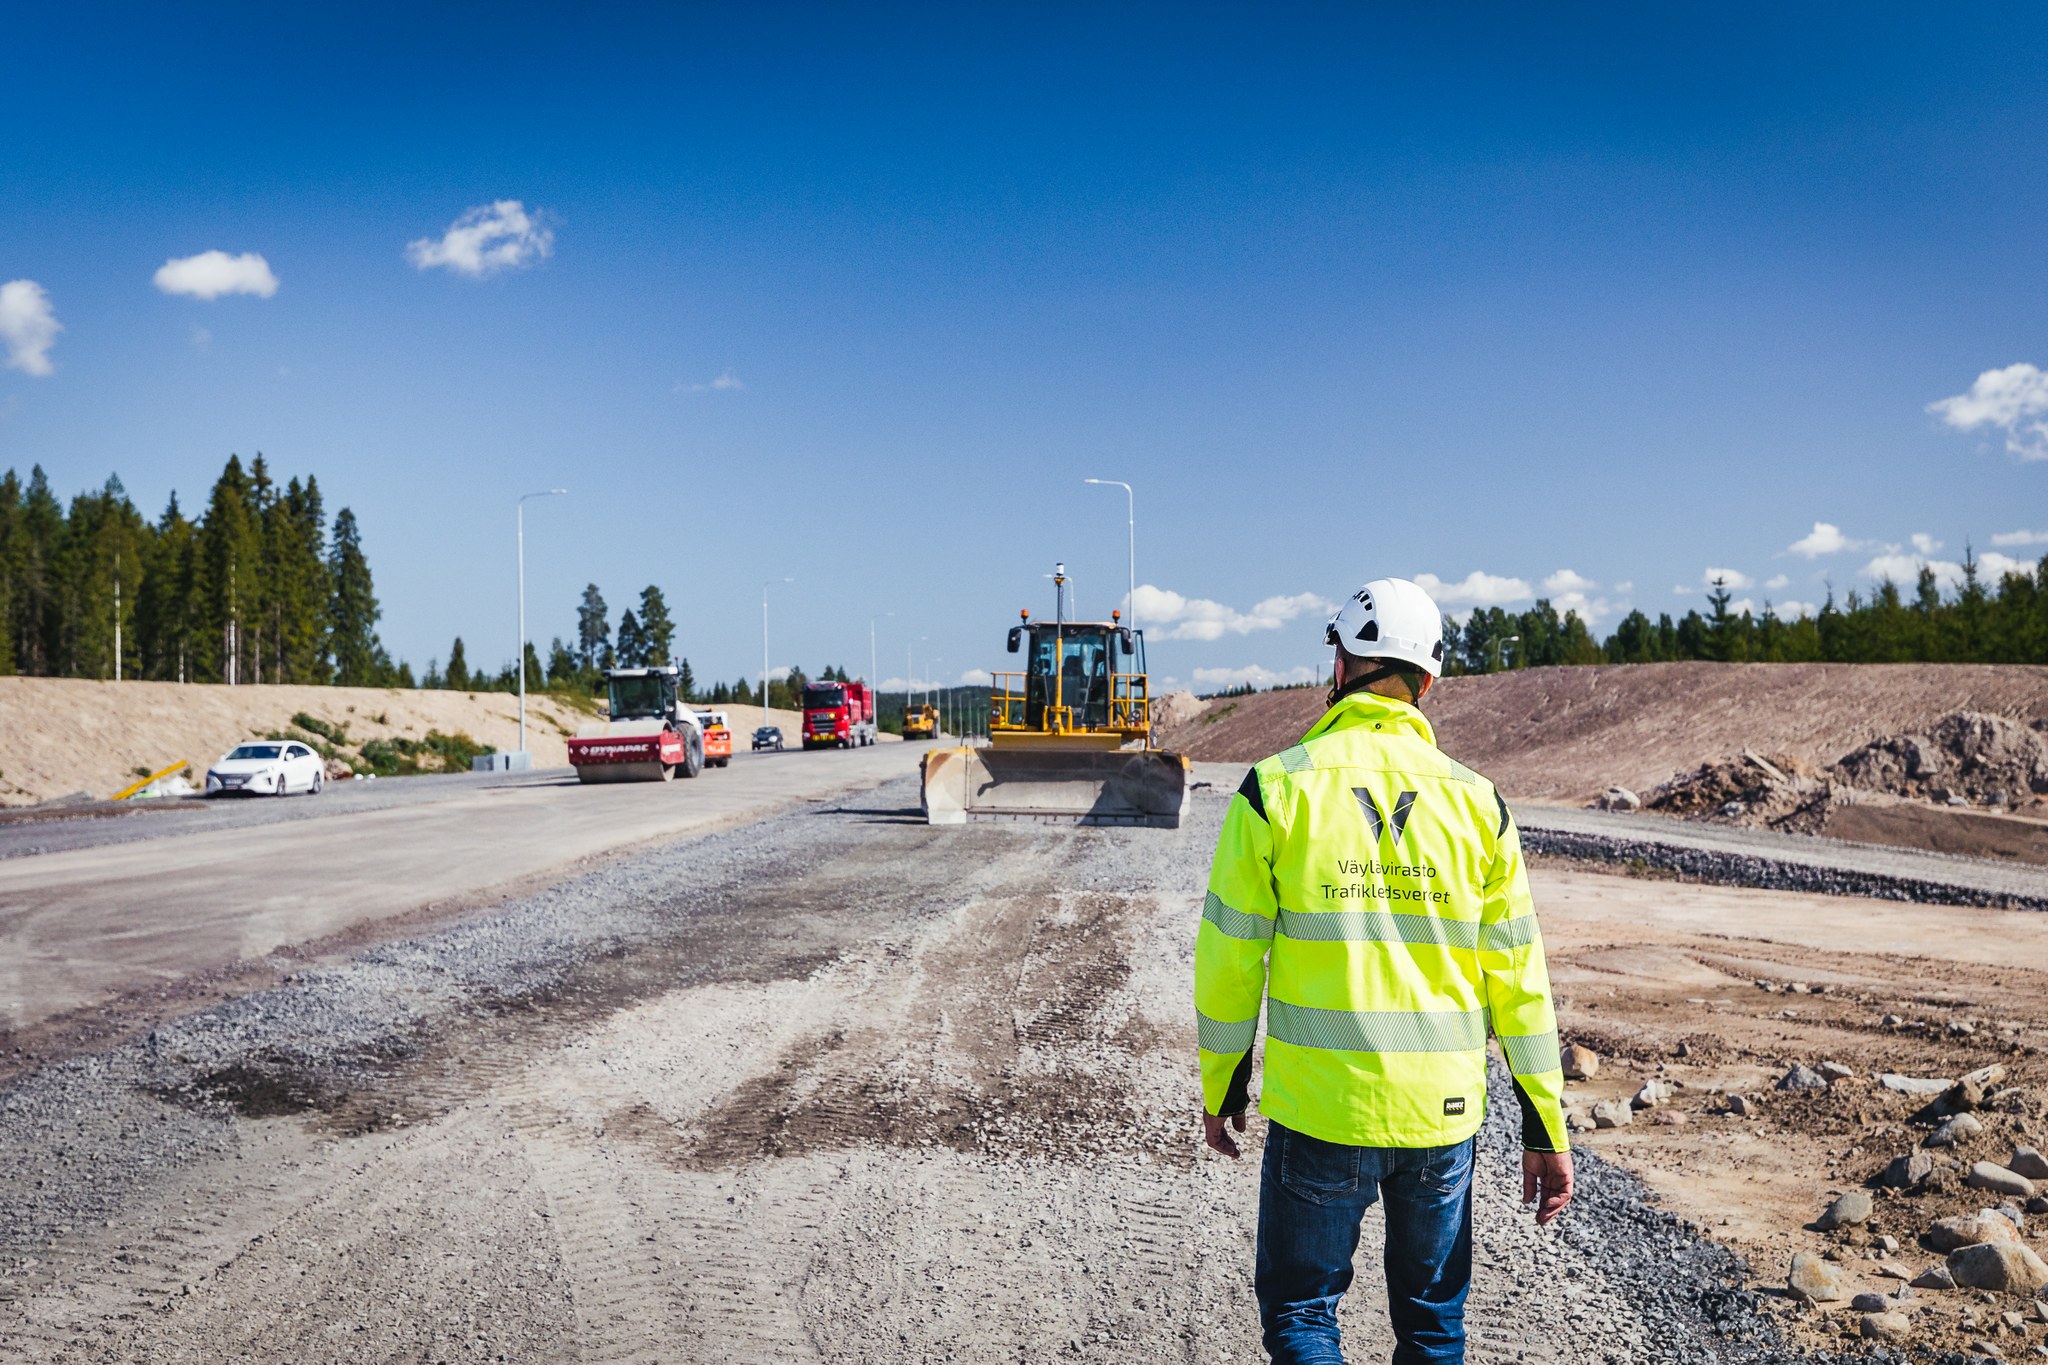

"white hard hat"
[1323, 577, 1446, 678]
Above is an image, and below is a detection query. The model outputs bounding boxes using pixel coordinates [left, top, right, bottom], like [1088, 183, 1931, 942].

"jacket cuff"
[1214, 1051, 1254, 1117]
[1513, 1075, 1568, 1153]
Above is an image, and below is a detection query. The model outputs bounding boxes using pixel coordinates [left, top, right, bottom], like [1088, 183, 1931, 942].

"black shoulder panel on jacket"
[1235, 767, 1267, 822]
[1495, 789, 1512, 838]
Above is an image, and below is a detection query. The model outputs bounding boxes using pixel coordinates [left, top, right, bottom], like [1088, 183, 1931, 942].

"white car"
[206, 741, 326, 797]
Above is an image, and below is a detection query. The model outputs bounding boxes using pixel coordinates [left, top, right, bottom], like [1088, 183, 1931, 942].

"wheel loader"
[902, 702, 939, 740]
[920, 565, 1188, 827]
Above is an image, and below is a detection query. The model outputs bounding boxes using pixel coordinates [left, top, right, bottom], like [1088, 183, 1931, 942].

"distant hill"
[1156, 662, 2048, 802]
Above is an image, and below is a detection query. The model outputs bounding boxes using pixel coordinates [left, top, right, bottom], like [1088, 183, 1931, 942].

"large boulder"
[1928, 1211, 2022, 1253]
[1948, 1240, 2048, 1294]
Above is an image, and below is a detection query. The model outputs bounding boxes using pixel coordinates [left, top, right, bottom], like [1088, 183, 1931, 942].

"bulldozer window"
[1026, 629, 1113, 729]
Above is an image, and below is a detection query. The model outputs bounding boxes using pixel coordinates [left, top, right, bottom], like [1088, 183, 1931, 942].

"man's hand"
[1522, 1149, 1573, 1225]
[1203, 1111, 1247, 1158]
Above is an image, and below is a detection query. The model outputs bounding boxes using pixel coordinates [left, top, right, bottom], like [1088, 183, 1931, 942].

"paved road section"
[0, 742, 934, 1035]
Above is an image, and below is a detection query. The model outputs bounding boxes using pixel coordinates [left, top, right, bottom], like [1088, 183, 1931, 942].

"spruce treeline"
[0, 459, 401, 685]
[426, 581, 684, 697]
[1444, 553, 2048, 674]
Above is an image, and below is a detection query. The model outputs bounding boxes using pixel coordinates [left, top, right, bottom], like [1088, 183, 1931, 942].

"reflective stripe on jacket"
[1195, 690, 1569, 1152]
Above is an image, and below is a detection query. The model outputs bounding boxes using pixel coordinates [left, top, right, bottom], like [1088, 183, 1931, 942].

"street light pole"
[762, 577, 792, 733]
[1084, 478, 1136, 634]
[516, 489, 568, 762]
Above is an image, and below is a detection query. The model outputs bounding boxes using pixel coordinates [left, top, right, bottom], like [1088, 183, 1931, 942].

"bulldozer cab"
[1012, 623, 1137, 731]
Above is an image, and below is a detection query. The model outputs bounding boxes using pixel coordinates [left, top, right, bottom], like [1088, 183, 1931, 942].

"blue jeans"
[1255, 1122, 1475, 1365]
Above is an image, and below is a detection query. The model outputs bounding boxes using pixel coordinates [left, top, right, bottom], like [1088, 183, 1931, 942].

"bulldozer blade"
[921, 746, 1188, 828]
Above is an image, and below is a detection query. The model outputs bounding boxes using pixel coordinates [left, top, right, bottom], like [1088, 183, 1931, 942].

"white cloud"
[765, 665, 792, 682]
[959, 668, 992, 685]
[674, 369, 744, 393]
[1910, 532, 1942, 556]
[1192, 664, 1319, 691]
[1131, 585, 1333, 641]
[1412, 571, 1532, 608]
[1542, 568, 1598, 594]
[1862, 553, 1960, 589]
[1787, 522, 1855, 558]
[1980, 551, 2028, 580]
[152, 250, 279, 300]
[1703, 567, 1754, 590]
[1726, 597, 1757, 616]
[1928, 362, 2048, 461]
[406, 200, 553, 277]
[1773, 600, 1818, 619]
[1990, 528, 2048, 548]
[1764, 574, 1791, 590]
[1612, 580, 1633, 593]
[0, 280, 60, 376]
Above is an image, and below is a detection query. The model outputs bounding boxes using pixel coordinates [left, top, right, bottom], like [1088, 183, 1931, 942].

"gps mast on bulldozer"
[919, 563, 1188, 826]
[566, 665, 707, 782]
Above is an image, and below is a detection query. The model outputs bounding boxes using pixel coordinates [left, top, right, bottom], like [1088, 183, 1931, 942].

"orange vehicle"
[693, 709, 734, 768]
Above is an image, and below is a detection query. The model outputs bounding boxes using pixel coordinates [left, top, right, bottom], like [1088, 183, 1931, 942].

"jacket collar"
[1302, 689, 1438, 749]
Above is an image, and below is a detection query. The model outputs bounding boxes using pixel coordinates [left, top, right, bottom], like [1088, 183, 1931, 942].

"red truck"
[801, 679, 877, 750]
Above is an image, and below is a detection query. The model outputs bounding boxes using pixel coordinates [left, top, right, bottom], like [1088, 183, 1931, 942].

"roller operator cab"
[566, 666, 707, 783]
[919, 563, 1189, 827]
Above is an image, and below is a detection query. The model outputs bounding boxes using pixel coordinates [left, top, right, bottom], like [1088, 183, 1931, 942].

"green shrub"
[291, 712, 350, 744]
[358, 730, 494, 776]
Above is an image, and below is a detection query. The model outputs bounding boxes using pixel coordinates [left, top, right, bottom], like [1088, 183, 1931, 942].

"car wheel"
[310, 770, 324, 795]
[274, 773, 290, 796]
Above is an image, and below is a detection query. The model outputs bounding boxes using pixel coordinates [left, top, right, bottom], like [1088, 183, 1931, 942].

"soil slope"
[0, 678, 824, 806]
[1157, 662, 2048, 801]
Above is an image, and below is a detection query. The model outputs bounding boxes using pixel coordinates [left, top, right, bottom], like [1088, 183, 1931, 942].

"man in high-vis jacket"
[1195, 577, 1572, 1365]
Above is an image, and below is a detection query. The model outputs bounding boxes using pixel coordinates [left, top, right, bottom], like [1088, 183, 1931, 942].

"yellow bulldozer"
[902, 702, 939, 740]
[920, 564, 1188, 827]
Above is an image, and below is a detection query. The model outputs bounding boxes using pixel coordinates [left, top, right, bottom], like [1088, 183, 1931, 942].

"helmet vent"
[1354, 620, 1380, 643]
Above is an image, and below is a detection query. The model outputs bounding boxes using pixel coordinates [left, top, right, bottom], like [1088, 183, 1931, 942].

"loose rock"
[1591, 1098, 1632, 1129]
[1968, 1163, 2038, 1199]
[1788, 1250, 1847, 1302]
[1881, 1152, 1935, 1188]
[1948, 1241, 2048, 1294]
[1817, 1189, 1875, 1231]
[1779, 1064, 1829, 1093]
[1648, 1108, 1687, 1126]
[1726, 1093, 1755, 1116]
[2009, 1147, 2048, 1182]
[1911, 1262, 1957, 1290]
[1560, 1043, 1599, 1080]
[1820, 1061, 1856, 1082]
[1632, 1078, 1673, 1109]
[1881, 1073, 1953, 1095]
[1595, 786, 1641, 812]
[1860, 1310, 1913, 1341]
[1929, 1113, 1987, 1147]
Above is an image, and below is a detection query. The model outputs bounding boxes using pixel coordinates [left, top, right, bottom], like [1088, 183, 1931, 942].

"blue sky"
[5, 3, 2047, 692]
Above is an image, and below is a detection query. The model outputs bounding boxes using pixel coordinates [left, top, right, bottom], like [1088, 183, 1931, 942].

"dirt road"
[0, 742, 926, 1043]
[0, 774, 1788, 1365]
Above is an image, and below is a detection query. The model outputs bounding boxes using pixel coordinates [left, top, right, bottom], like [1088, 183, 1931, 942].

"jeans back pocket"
[1277, 1125, 1363, 1205]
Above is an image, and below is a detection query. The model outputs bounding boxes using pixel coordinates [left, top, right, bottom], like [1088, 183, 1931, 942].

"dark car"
[751, 725, 784, 751]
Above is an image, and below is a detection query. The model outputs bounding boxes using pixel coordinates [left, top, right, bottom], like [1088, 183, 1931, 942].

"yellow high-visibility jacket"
[1195, 689, 1568, 1152]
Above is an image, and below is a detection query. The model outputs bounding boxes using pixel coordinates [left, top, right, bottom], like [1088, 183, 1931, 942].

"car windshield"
[754, 727, 779, 739]
[803, 684, 846, 709]
[227, 744, 283, 761]
[607, 674, 671, 719]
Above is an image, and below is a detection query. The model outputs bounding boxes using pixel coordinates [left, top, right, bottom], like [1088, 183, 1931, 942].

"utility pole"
[516, 489, 568, 763]
[1084, 479, 1136, 635]
[762, 577, 792, 732]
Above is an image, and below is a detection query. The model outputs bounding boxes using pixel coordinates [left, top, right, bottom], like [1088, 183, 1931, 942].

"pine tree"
[327, 507, 382, 685]
[197, 456, 261, 683]
[637, 585, 674, 666]
[677, 657, 696, 699]
[577, 584, 609, 669]
[616, 609, 645, 668]
[446, 637, 471, 689]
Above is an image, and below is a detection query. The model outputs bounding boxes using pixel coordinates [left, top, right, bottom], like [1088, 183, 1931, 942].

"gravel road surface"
[0, 771, 1805, 1365]
[0, 742, 931, 1041]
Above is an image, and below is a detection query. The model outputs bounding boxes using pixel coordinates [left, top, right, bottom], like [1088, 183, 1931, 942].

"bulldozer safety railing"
[988, 670, 1153, 737]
